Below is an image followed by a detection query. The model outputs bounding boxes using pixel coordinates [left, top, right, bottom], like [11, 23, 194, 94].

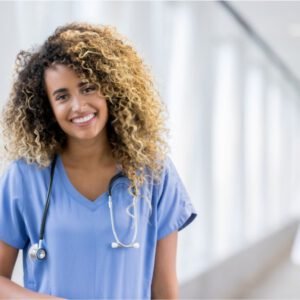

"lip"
[71, 113, 97, 127]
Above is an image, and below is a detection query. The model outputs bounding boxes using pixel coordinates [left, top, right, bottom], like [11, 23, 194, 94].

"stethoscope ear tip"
[111, 242, 140, 249]
[111, 242, 119, 248]
[133, 242, 140, 249]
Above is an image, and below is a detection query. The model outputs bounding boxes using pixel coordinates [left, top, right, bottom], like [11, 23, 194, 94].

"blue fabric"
[0, 155, 197, 299]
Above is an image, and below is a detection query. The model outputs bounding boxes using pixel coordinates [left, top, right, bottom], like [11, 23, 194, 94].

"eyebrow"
[52, 82, 90, 96]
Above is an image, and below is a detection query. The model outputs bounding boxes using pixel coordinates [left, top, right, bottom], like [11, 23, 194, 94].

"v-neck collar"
[56, 154, 119, 211]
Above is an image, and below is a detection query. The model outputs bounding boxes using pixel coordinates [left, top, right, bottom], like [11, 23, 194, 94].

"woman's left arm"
[151, 231, 178, 299]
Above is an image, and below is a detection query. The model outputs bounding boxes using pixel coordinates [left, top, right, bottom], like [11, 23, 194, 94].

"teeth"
[72, 113, 95, 124]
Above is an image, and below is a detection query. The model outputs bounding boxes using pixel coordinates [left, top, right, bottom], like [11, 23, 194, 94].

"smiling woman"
[0, 22, 197, 299]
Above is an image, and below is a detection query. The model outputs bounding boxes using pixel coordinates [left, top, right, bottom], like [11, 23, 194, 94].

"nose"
[71, 94, 87, 112]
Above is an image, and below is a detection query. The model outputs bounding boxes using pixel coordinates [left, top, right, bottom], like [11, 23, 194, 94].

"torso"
[10, 157, 159, 299]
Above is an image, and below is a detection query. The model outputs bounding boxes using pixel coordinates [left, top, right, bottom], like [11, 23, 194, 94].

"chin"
[69, 131, 105, 142]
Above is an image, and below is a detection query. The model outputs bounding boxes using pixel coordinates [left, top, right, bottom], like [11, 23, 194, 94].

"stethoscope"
[29, 155, 140, 261]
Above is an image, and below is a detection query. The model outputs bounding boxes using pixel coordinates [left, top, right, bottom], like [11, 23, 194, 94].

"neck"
[60, 134, 115, 170]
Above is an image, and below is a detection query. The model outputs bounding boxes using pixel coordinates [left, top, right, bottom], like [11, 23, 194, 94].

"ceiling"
[229, 1, 300, 84]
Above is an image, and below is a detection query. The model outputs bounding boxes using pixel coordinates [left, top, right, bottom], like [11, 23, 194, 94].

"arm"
[151, 231, 178, 299]
[0, 241, 63, 299]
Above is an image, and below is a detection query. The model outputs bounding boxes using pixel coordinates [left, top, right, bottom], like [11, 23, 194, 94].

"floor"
[241, 257, 300, 299]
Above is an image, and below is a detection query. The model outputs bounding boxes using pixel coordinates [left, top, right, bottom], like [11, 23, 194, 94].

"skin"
[151, 231, 179, 299]
[0, 64, 178, 299]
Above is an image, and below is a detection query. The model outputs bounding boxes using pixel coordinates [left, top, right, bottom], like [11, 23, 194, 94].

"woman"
[0, 22, 197, 299]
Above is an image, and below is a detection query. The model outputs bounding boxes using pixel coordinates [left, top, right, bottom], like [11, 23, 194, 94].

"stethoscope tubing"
[108, 195, 139, 248]
[39, 155, 57, 241]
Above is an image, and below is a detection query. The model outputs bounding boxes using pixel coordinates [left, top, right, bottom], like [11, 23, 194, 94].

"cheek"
[99, 100, 109, 116]
[50, 105, 69, 125]
[52, 107, 64, 120]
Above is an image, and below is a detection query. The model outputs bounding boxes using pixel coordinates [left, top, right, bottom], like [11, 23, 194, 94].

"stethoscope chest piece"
[29, 242, 47, 261]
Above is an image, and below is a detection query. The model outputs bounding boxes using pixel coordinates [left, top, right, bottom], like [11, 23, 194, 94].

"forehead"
[44, 64, 80, 83]
[44, 64, 87, 93]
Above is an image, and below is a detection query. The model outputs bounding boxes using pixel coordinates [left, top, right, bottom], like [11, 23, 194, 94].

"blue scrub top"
[0, 155, 197, 299]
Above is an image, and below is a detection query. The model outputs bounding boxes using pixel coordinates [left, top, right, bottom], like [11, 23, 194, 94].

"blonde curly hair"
[1, 22, 169, 196]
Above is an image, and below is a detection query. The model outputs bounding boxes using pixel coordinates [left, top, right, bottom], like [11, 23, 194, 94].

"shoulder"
[145, 156, 176, 181]
[158, 155, 182, 184]
[0, 158, 49, 186]
[161, 156, 179, 177]
[0, 159, 51, 210]
[1, 158, 44, 173]
[146, 156, 185, 199]
[0, 159, 25, 182]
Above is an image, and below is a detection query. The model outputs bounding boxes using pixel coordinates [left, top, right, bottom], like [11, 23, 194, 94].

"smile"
[71, 113, 96, 124]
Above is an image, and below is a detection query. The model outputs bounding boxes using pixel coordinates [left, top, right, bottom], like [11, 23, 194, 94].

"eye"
[82, 84, 97, 94]
[56, 94, 69, 101]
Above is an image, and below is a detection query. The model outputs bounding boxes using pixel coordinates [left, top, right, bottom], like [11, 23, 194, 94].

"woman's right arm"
[0, 241, 63, 299]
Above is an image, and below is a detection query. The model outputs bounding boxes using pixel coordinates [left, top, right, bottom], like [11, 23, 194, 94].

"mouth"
[71, 113, 97, 125]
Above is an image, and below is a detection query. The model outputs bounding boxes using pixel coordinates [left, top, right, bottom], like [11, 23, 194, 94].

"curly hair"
[1, 22, 169, 197]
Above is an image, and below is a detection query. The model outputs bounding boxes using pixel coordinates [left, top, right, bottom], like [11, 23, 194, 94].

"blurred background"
[1, 0, 300, 298]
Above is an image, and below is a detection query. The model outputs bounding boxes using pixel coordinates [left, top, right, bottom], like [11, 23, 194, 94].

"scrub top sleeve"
[156, 157, 197, 240]
[0, 161, 28, 249]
